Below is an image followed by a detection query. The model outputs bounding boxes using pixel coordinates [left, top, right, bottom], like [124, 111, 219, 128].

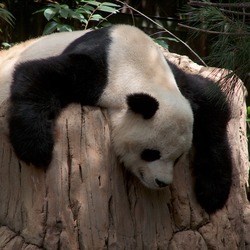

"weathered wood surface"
[0, 51, 250, 249]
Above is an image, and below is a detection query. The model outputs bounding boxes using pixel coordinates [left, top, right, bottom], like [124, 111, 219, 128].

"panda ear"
[126, 93, 159, 119]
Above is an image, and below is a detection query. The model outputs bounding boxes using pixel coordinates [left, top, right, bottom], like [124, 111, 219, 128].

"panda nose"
[155, 178, 168, 188]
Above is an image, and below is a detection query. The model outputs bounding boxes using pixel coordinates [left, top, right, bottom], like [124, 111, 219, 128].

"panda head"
[109, 92, 193, 189]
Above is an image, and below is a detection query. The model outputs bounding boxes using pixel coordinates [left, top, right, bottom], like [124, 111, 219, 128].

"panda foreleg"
[8, 100, 57, 167]
[8, 53, 100, 167]
[8, 58, 64, 167]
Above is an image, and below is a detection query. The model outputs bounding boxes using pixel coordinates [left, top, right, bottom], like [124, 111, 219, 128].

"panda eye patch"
[141, 149, 161, 162]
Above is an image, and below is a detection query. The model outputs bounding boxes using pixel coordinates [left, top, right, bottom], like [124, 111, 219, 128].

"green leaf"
[80, 1, 120, 9]
[155, 36, 178, 43]
[153, 39, 169, 49]
[80, 1, 100, 7]
[59, 8, 69, 19]
[76, 7, 92, 16]
[83, 5, 95, 12]
[247, 106, 250, 115]
[102, 2, 120, 7]
[82, 19, 88, 24]
[44, 7, 57, 21]
[57, 24, 73, 32]
[70, 11, 85, 21]
[60, 4, 70, 9]
[43, 21, 58, 34]
[97, 5, 119, 13]
[1, 42, 12, 49]
[90, 14, 104, 21]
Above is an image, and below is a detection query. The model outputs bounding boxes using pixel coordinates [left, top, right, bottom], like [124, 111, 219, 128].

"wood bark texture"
[0, 51, 249, 250]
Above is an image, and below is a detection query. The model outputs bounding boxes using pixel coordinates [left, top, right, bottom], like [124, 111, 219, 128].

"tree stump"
[0, 51, 249, 250]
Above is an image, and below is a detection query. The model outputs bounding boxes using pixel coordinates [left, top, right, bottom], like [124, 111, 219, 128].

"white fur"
[17, 30, 90, 63]
[109, 99, 193, 187]
[0, 40, 36, 105]
[99, 25, 193, 188]
[99, 25, 180, 108]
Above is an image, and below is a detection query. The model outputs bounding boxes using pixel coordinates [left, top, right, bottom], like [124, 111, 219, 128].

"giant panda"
[2, 25, 232, 214]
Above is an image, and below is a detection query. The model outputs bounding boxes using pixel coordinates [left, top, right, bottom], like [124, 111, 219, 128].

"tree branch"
[179, 23, 250, 36]
[188, 1, 250, 9]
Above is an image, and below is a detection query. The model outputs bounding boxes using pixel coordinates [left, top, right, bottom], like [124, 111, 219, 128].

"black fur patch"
[141, 149, 161, 162]
[127, 93, 159, 119]
[8, 27, 112, 167]
[167, 59, 232, 214]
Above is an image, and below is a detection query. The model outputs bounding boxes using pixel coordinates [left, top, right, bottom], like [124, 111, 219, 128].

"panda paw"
[10, 133, 54, 167]
[9, 113, 54, 167]
[14, 140, 54, 167]
[194, 175, 232, 214]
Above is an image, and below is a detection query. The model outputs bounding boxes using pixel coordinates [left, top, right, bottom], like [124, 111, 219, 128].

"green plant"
[0, 4, 15, 33]
[152, 36, 178, 50]
[180, 1, 250, 85]
[0, 4, 15, 48]
[114, 0, 206, 65]
[35, 1, 120, 35]
[1, 41, 12, 49]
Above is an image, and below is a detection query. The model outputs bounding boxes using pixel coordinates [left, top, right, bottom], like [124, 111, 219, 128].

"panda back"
[17, 30, 91, 63]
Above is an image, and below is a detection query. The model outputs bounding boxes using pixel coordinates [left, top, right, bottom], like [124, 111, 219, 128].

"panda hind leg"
[193, 141, 232, 214]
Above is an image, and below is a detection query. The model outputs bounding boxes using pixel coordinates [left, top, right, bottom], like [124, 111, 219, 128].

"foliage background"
[0, 1, 188, 48]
